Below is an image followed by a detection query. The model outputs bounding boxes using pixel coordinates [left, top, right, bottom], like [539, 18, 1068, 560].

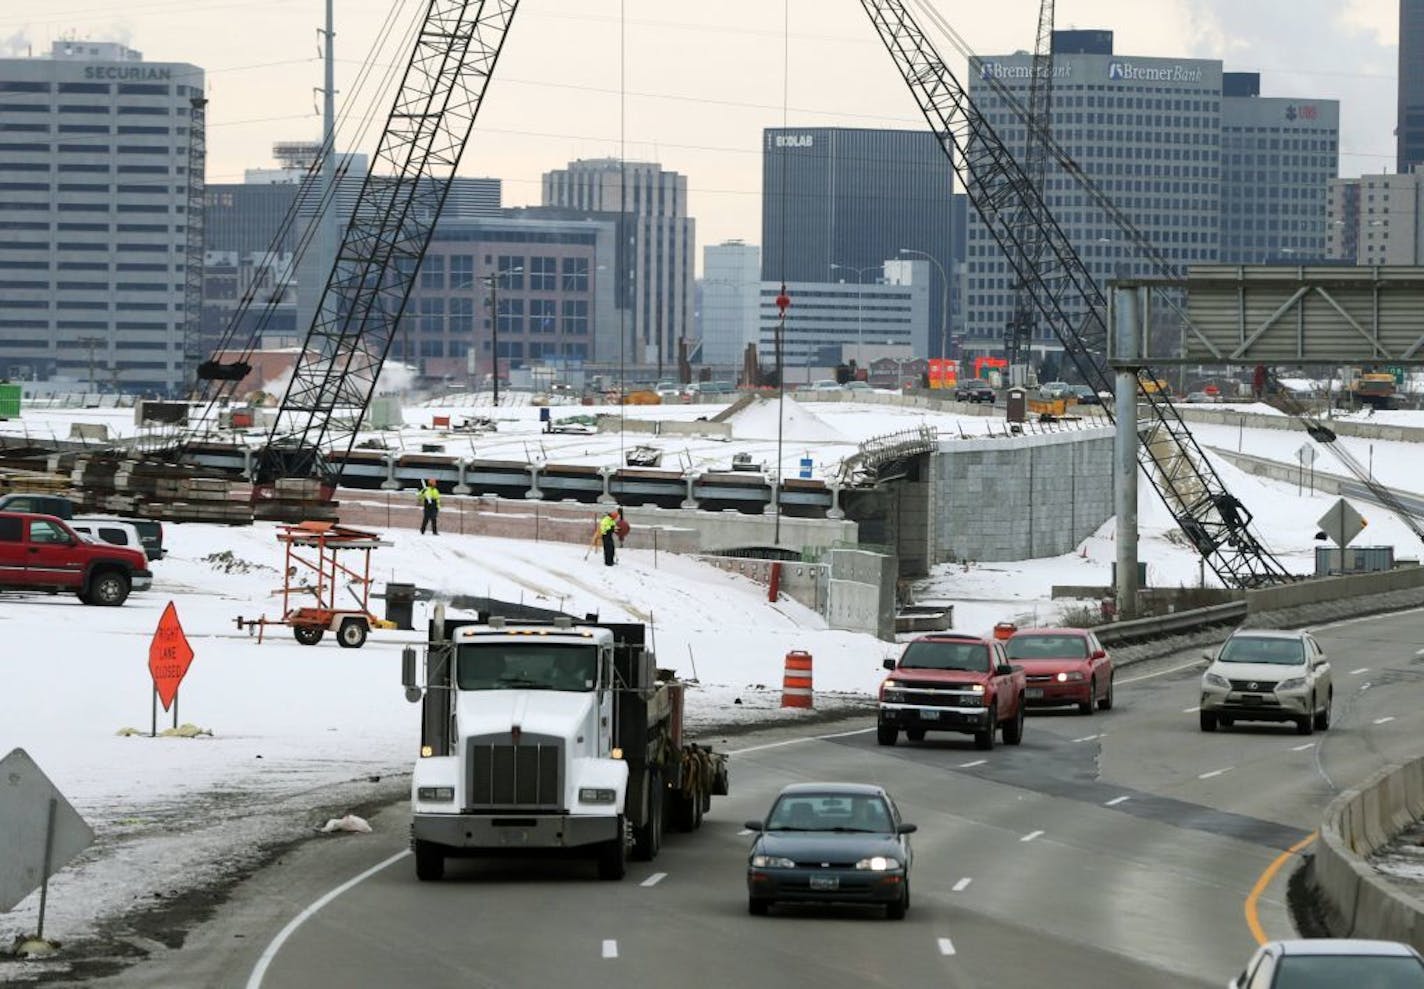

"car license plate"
[1243, 694, 1263, 705]
[920, 708, 940, 720]
[1026, 688, 1044, 699]
[810, 876, 839, 891]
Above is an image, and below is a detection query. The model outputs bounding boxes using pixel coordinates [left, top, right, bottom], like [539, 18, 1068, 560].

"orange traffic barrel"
[993, 621, 1017, 642]
[781, 650, 813, 709]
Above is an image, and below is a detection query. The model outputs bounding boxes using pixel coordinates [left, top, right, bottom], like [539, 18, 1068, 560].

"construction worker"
[417, 479, 441, 535]
[614, 507, 630, 545]
[597, 509, 618, 566]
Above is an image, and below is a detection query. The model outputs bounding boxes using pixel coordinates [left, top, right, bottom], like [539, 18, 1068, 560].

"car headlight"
[417, 786, 454, 802]
[1056, 670, 1085, 682]
[1203, 672, 1231, 689]
[855, 856, 899, 871]
[1275, 677, 1305, 692]
[579, 787, 617, 804]
[751, 855, 796, 869]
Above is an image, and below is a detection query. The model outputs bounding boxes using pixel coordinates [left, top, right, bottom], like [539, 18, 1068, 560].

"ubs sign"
[775, 134, 814, 148]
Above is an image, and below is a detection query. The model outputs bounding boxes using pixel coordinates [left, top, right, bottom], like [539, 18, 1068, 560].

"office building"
[761, 127, 953, 357]
[757, 260, 928, 368]
[1327, 171, 1424, 264]
[964, 31, 1337, 356]
[0, 41, 203, 393]
[541, 158, 694, 374]
[699, 241, 761, 366]
[1401, 0, 1424, 175]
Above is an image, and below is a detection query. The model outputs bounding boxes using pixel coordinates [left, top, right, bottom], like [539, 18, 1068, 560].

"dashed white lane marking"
[1073, 734, 1100, 743]
[1021, 830, 1044, 843]
[959, 759, 987, 768]
[640, 873, 666, 888]
[1415, 647, 1424, 656]
[1183, 706, 1201, 713]
[938, 937, 957, 956]
[1350, 667, 1370, 675]
[952, 877, 972, 892]
[1105, 796, 1130, 806]
[1292, 743, 1315, 751]
[1361, 682, 1373, 692]
[602, 940, 618, 959]
[1375, 716, 1397, 725]
[736, 829, 753, 836]
[1199, 767, 1232, 779]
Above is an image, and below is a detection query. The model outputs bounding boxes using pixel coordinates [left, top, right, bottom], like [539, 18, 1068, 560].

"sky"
[7, 395, 1424, 944]
[0, 0, 1403, 258]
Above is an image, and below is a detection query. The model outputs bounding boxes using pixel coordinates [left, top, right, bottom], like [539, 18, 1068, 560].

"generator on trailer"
[401, 608, 728, 881]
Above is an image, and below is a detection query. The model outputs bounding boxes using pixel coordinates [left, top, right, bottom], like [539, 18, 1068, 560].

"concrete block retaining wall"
[1245, 566, 1424, 614]
[694, 549, 896, 640]
[1314, 757, 1424, 951]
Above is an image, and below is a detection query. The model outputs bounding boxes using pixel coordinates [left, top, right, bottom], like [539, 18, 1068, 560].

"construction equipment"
[234, 521, 396, 648]
[862, 0, 1293, 588]
[1003, 0, 1056, 374]
[1347, 370, 1397, 410]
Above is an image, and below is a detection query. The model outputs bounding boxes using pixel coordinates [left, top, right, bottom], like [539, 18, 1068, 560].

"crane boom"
[860, 0, 1293, 588]
[257, 0, 522, 483]
[1004, 0, 1054, 370]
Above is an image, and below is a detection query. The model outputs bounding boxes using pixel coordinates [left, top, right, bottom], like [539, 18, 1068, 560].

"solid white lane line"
[1105, 796, 1130, 806]
[952, 877, 972, 892]
[727, 726, 874, 757]
[245, 851, 409, 989]
[1375, 716, 1396, 725]
[1350, 667, 1370, 675]
[1073, 734, 1100, 743]
[602, 940, 618, 959]
[1119, 658, 1212, 685]
[1183, 706, 1201, 714]
[938, 937, 957, 956]
[1291, 743, 1315, 751]
[640, 873, 666, 888]
[1021, 830, 1044, 843]
[959, 759, 987, 768]
[1199, 767, 1232, 780]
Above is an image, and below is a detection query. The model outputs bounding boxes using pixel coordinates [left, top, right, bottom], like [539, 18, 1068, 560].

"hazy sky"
[0, 0, 1402, 257]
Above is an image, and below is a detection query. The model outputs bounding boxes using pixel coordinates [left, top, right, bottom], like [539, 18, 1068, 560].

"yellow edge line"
[1246, 831, 1318, 945]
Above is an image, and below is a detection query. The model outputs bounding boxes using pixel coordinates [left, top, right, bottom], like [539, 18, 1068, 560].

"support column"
[826, 482, 845, 521]
[597, 466, 617, 505]
[380, 453, 400, 491]
[525, 464, 543, 501]
[681, 472, 700, 510]
[1113, 285, 1141, 619]
[453, 458, 472, 496]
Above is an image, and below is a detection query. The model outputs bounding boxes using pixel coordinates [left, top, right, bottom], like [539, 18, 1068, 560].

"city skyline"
[0, 0, 1402, 258]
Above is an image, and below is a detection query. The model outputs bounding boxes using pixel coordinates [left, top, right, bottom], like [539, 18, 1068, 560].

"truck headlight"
[883, 688, 905, 703]
[1204, 672, 1231, 689]
[855, 856, 898, 871]
[579, 787, 617, 804]
[417, 786, 454, 802]
[1275, 677, 1305, 693]
[751, 855, 795, 868]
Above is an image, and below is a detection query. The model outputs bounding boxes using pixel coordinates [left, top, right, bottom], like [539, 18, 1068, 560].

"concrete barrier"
[1245, 566, 1424, 614]
[1314, 756, 1424, 951]
[1177, 406, 1424, 444]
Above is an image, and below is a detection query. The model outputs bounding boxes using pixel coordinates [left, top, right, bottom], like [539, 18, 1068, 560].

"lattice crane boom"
[860, 0, 1293, 588]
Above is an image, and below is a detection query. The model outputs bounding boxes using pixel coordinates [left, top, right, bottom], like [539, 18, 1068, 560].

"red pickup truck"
[0, 511, 152, 606]
[877, 633, 1027, 750]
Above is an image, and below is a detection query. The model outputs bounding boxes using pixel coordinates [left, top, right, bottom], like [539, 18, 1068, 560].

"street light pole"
[830, 263, 880, 371]
[897, 248, 948, 360]
[485, 264, 523, 409]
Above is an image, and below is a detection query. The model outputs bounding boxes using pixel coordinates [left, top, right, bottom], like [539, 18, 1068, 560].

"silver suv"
[1199, 630, 1332, 735]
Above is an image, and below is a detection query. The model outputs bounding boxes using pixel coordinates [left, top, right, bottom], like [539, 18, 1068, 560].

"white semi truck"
[401, 609, 729, 880]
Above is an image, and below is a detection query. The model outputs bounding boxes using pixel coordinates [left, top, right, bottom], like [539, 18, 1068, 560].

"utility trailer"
[402, 609, 729, 881]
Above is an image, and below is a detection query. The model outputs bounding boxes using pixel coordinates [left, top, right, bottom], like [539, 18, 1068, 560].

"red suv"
[0, 511, 152, 606]
[1005, 626, 1114, 714]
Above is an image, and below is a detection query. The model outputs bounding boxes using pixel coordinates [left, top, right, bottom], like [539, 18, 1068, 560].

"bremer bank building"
[0, 41, 204, 394]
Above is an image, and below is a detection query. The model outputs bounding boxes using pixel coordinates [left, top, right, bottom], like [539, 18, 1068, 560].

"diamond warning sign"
[148, 601, 194, 712]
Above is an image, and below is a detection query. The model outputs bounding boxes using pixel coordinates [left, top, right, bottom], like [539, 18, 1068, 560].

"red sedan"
[1005, 626, 1114, 715]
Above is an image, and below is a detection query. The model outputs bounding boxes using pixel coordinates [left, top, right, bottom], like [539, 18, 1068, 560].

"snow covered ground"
[4, 395, 1424, 951]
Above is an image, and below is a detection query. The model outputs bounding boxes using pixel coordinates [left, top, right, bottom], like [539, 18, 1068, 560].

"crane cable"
[772, 0, 790, 547]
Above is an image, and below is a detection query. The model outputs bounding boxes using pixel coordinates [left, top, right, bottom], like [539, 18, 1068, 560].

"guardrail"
[1094, 601, 1248, 646]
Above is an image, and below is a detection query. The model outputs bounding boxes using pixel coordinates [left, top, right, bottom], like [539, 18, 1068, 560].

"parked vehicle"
[745, 782, 915, 920]
[1038, 381, 1071, 400]
[809, 379, 844, 392]
[1005, 626, 1114, 714]
[877, 632, 1027, 749]
[1230, 939, 1424, 988]
[401, 611, 729, 881]
[0, 494, 164, 560]
[69, 517, 145, 556]
[0, 511, 152, 605]
[843, 380, 873, 392]
[1068, 384, 1105, 406]
[1183, 391, 1219, 404]
[955, 382, 996, 403]
[1199, 629, 1332, 735]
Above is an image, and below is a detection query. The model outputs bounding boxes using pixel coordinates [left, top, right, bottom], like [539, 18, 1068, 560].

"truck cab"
[877, 633, 1026, 750]
[0, 511, 152, 606]
[404, 612, 726, 882]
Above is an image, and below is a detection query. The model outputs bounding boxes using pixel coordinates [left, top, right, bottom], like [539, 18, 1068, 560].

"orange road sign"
[148, 601, 194, 712]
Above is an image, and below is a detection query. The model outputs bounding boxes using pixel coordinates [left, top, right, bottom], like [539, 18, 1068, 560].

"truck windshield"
[456, 643, 599, 691]
[898, 640, 988, 672]
[1007, 635, 1088, 660]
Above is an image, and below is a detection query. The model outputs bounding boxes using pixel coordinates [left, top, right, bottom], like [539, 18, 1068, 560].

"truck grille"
[466, 739, 562, 810]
